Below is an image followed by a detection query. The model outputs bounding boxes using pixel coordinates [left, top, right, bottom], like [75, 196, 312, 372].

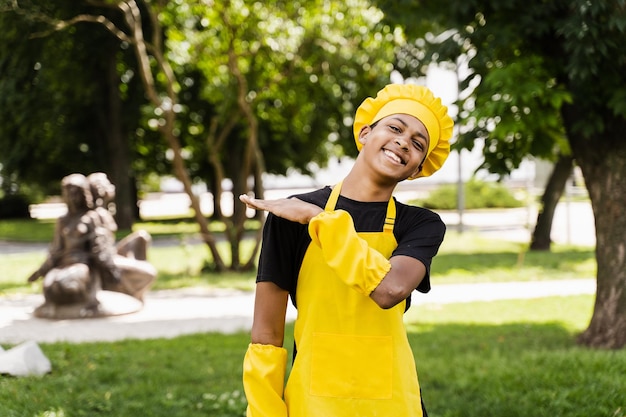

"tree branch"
[31, 13, 132, 42]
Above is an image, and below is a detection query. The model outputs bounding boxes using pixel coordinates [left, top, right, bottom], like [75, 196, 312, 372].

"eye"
[412, 140, 425, 151]
[388, 124, 401, 133]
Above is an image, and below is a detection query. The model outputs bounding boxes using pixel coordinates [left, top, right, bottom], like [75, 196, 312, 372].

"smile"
[383, 149, 405, 165]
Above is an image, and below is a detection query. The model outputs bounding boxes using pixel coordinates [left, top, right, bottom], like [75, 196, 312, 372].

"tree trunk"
[529, 154, 574, 251]
[117, 0, 226, 271]
[104, 44, 134, 230]
[164, 125, 226, 271]
[208, 174, 222, 220]
[224, 42, 263, 271]
[242, 148, 267, 271]
[564, 108, 626, 349]
[226, 150, 243, 269]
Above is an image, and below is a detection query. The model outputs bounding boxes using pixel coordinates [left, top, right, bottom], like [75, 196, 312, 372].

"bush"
[415, 179, 523, 210]
[0, 193, 32, 218]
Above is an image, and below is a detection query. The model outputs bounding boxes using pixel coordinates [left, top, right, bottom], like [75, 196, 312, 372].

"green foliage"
[2, 0, 401, 185]
[415, 179, 523, 210]
[378, 0, 626, 174]
[162, 0, 399, 177]
[378, 0, 626, 349]
[0, 194, 32, 219]
[0, 0, 143, 194]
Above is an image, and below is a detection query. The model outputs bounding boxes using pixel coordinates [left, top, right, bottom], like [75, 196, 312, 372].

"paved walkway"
[0, 279, 595, 345]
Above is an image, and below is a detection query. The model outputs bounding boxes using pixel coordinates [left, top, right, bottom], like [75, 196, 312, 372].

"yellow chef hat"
[353, 84, 454, 178]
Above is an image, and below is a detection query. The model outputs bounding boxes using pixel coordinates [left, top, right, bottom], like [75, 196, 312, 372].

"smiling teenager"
[240, 84, 454, 417]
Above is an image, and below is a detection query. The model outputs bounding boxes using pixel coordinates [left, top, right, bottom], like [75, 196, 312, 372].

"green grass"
[0, 218, 57, 242]
[0, 220, 595, 296]
[433, 231, 595, 283]
[0, 332, 251, 417]
[1, 296, 625, 417]
[407, 295, 626, 417]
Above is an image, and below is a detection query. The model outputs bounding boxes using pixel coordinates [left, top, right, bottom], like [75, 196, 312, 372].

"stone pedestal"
[33, 290, 143, 320]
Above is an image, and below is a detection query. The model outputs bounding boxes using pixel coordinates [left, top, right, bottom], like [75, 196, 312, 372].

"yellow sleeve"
[243, 343, 288, 417]
[308, 210, 391, 295]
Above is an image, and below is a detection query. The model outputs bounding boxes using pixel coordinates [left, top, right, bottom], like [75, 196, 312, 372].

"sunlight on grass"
[147, 240, 257, 291]
[1, 228, 595, 295]
[432, 231, 595, 284]
[0, 219, 56, 241]
[0, 239, 259, 295]
[2, 296, 624, 417]
[438, 230, 527, 254]
[405, 294, 595, 332]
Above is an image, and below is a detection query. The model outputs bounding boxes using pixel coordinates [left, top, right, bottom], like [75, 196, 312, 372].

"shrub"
[0, 193, 32, 218]
[415, 179, 524, 210]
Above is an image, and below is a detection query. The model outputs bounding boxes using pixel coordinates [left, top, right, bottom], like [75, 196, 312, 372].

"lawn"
[1, 296, 625, 417]
[1, 218, 619, 417]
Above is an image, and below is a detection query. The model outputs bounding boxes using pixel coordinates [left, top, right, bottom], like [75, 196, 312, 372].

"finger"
[239, 194, 266, 211]
[239, 194, 257, 208]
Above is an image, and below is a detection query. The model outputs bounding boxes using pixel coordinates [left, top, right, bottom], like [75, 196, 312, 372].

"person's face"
[357, 114, 430, 182]
[63, 184, 87, 211]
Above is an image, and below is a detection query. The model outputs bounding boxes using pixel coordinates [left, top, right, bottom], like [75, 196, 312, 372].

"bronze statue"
[87, 172, 156, 301]
[27, 173, 156, 319]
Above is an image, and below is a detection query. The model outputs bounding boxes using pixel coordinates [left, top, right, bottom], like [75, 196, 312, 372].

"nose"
[395, 136, 409, 151]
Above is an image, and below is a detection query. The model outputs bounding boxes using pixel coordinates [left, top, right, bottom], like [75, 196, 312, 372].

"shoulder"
[394, 199, 446, 235]
[395, 199, 444, 223]
[289, 186, 332, 208]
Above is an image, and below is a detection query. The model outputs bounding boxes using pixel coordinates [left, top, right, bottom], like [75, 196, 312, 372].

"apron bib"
[284, 182, 423, 416]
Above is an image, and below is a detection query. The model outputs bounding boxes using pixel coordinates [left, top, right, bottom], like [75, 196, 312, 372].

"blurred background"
[0, 0, 621, 293]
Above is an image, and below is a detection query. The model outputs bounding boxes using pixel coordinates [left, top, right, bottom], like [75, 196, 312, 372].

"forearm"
[28, 256, 55, 282]
[243, 282, 289, 416]
[243, 343, 288, 417]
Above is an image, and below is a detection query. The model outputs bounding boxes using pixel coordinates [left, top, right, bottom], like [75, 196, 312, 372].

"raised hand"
[239, 194, 323, 224]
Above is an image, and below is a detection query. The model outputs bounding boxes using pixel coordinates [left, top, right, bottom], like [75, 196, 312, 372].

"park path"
[0, 279, 595, 344]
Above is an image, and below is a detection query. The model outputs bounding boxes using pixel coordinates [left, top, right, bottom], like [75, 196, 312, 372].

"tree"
[529, 153, 573, 251]
[390, 17, 574, 252]
[4, 0, 399, 271]
[378, 0, 626, 348]
[165, 0, 398, 269]
[0, 0, 145, 228]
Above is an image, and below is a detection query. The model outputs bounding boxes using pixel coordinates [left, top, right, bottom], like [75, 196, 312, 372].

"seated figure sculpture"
[27, 173, 156, 319]
[27, 174, 119, 318]
[87, 172, 156, 301]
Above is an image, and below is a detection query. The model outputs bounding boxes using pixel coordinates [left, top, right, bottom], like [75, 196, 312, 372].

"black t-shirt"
[256, 186, 446, 309]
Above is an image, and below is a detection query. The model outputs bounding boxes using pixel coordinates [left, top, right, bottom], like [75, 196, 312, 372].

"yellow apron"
[284, 182, 423, 416]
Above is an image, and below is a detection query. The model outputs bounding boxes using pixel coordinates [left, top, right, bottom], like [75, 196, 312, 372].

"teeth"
[384, 149, 403, 164]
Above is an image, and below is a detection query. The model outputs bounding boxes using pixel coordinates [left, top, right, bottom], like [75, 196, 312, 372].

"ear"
[409, 163, 424, 179]
[358, 125, 372, 146]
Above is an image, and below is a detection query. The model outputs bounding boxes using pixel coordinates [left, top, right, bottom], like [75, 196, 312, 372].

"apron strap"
[325, 181, 342, 211]
[326, 180, 396, 234]
[383, 198, 396, 233]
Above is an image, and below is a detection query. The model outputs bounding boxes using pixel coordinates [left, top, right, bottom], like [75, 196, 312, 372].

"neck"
[338, 171, 396, 202]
